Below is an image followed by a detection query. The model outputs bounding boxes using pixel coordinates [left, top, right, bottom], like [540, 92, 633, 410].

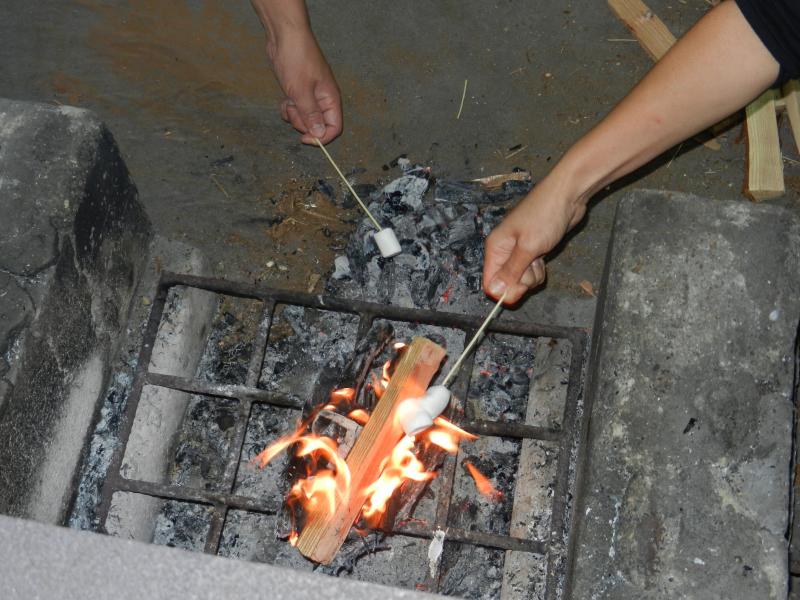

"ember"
[464, 461, 503, 501]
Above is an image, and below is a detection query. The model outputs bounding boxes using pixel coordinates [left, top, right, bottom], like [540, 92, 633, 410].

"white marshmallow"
[397, 385, 452, 436]
[373, 227, 402, 258]
[418, 385, 451, 417]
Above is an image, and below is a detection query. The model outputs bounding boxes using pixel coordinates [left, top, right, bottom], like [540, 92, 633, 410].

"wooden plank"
[296, 336, 446, 564]
[782, 80, 800, 154]
[745, 88, 784, 201]
[607, 0, 721, 151]
[607, 0, 674, 61]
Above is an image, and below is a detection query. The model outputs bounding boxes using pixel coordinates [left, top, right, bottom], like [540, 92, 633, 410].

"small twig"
[504, 145, 528, 160]
[442, 291, 508, 387]
[666, 142, 684, 169]
[456, 79, 468, 120]
[210, 174, 230, 199]
[301, 209, 339, 222]
[783, 155, 800, 166]
[607, 38, 638, 42]
[314, 138, 382, 231]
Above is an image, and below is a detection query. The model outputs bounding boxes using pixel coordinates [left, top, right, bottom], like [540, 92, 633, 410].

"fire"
[361, 415, 478, 522]
[432, 416, 478, 441]
[254, 341, 491, 551]
[362, 435, 435, 521]
[254, 431, 351, 528]
[464, 461, 503, 501]
[347, 408, 370, 425]
[331, 387, 355, 402]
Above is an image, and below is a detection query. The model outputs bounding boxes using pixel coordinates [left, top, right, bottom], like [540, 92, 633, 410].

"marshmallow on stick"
[314, 138, 401, 258]
[397, 291, 509, 435]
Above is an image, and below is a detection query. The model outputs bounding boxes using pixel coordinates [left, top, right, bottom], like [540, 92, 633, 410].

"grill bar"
[96, 272, 587, 598]
[393, 522, 547, 554]
[425, 347, 479, 592]
[144, 372, 303, 409]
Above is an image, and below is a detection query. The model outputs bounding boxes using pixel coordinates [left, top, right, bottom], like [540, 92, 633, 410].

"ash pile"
[326, 162, 533, 314]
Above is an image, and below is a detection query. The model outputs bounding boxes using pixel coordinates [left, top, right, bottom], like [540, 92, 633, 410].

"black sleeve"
[735, 0, 800, 83]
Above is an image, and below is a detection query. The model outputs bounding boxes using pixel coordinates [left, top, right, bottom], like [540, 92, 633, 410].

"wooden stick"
[745, 89, 784, 202]
[314, 138, 382, 231]
[296, 336, 447, 564]
[782, 80, 800, 155]
[607, 0, 721, 151]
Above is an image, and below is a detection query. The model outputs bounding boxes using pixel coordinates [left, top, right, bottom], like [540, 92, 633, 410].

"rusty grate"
[95, 271, 588, 598]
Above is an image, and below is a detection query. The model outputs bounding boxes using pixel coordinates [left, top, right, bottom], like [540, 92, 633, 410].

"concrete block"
[568, 190, 800, 599]
[0, 514, 442, 600]
[0, 99, 151, 522]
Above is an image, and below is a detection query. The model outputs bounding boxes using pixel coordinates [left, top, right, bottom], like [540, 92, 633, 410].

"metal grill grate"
[95, 272, 588, 598]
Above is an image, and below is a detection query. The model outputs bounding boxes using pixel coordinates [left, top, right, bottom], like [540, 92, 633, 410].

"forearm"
[250, 0, 312, 44]
[553, 0, 779, 206]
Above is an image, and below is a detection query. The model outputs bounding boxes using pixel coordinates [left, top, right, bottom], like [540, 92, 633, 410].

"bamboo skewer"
[314, 138, 382, 231]
[441, 290, 508, 387]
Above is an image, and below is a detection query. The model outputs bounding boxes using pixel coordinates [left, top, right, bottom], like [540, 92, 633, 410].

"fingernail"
[311, 124, 325, 136]
[488, 278, 507, 296]
[533, 257, 545, 269]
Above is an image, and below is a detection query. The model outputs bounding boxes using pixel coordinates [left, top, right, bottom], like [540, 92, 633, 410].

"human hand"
[267, 29, 342, 144]
[483, 179, 587, 304]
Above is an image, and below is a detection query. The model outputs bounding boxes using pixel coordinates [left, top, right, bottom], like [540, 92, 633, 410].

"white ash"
[331, 256, 351, 280]
[326, 167, 532, 314]
[259, 305, 359, 399]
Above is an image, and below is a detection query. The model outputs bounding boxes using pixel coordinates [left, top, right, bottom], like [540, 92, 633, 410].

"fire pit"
[70, 271, 587, 599]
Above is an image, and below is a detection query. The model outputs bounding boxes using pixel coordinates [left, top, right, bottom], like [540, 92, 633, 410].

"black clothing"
[736, 0, 800, 83]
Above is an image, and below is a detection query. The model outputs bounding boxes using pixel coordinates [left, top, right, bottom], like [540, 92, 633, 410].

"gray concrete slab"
[0, 514, 443, 600]
[568, 190, 800, 599]
[0, 99, 151, 521]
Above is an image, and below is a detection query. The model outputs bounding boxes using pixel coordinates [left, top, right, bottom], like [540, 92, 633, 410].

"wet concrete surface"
[2, 0, 799, 325]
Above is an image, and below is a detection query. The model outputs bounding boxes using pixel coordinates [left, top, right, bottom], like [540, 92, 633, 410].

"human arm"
[251, 0, 342, 144]
[483, 0, 780, 303]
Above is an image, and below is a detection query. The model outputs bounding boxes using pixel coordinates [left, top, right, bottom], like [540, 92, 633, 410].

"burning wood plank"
[296, 336, 446, 564]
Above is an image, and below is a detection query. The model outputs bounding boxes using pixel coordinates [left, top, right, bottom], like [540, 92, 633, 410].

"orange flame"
[427, 429, 460, 453]
[362, 436, 435, 520]
[254, 341, 490, 549]
[381, 360, 392, 387]
[331, 388, 355, 402]
[464, 462, 503, 501]
[433, 416, 478, 441]
[347, 409, 370, 426]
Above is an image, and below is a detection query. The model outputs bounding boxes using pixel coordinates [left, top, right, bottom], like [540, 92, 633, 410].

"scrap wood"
[744, 88, 784, 202]
[607, 0, 721, 150]
[296, 336, 447, 564]
[781, 79, 800, 154]
[472, 171, 531, 190]
[607, 0, 674, 61]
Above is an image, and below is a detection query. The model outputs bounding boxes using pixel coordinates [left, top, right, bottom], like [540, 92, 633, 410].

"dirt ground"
[2, 0, 798, 327]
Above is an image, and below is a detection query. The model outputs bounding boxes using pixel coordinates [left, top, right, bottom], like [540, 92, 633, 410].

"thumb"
[292, 88, 327, 140]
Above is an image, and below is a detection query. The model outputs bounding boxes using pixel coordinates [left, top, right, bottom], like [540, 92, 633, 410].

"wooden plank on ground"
[607, 0, 721, 150]
[607, 0, 674, 61]
[745, 88, 784, 201]
[296, 336, 446, 564]
[782, 80, 800, 154]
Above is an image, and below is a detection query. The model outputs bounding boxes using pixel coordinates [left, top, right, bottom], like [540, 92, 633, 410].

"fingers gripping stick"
[314, 138, 401, 258]
[398, 291, 509, 435]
